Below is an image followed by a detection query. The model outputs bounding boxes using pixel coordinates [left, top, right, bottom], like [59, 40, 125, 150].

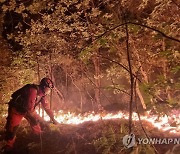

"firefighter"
[3, 77, 58, 152]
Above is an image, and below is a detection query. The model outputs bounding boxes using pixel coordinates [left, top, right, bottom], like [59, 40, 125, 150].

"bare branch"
[98, 54, 141, 82]
[80, 21, 179, 54]
[129, 22, 180, 43]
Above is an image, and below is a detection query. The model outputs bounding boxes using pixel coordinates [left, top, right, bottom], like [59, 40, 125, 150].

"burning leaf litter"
[40, 109, 180, 135]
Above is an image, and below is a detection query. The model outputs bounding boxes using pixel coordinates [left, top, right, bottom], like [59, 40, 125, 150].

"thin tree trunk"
[65, 69, 69, 98]
[69, 75, 83, 112]
[86, 88, 95, 111]
[53, 87, 64, 102]
[136, 81, 146, 109]
[92, 50, 102, 110]
[162, 38, 172, 101]
[36, 56, 42, 115]
[83, 1, 102, 111]
[131, 39, 147, 109]
[49, 53, 53, 109]
[48, 64, 65, 104]
[125, 17, 134, 134]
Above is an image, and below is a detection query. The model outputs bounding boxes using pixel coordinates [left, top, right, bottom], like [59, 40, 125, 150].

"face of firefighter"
[43, 87, 51, 95]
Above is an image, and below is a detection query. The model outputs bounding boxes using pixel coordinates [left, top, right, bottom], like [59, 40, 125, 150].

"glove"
[52, 118, 59, 125]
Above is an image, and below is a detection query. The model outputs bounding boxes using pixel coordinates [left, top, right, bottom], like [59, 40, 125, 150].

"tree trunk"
[36, 56, 43, 116]
[136, 81, 147, 109]
[162, 38, 172, 101]
[49, 53, 53, 109]
[65, 68, 69, 98]
[124, 21, 134, 134]
[69, 74, 83, 112]
[92, 50, 102, 110]
[131, 37, 147, 109]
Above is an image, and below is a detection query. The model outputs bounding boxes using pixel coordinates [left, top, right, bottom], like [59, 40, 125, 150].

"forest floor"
[0, 117, 179, 154]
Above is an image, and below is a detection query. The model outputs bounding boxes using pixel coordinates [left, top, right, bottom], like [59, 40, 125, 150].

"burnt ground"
[0, 117, 179, 154]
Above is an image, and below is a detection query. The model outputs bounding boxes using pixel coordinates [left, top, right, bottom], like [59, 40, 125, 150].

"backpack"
[9, 84, 39, 113]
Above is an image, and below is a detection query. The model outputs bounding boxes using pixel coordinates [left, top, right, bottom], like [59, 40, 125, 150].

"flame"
[39, 109, 180, 134]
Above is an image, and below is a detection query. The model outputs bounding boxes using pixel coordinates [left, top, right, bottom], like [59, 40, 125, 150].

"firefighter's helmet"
[40, 78, 54, 89]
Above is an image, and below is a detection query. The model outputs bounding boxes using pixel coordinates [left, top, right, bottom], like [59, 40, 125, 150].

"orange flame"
[40, 109, 180, 134]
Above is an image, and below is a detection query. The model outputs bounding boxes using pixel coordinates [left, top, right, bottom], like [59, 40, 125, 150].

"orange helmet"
[40, 78, 54, 89]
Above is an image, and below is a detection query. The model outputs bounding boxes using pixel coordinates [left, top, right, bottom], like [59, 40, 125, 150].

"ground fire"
[40, 109, 180, 134]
